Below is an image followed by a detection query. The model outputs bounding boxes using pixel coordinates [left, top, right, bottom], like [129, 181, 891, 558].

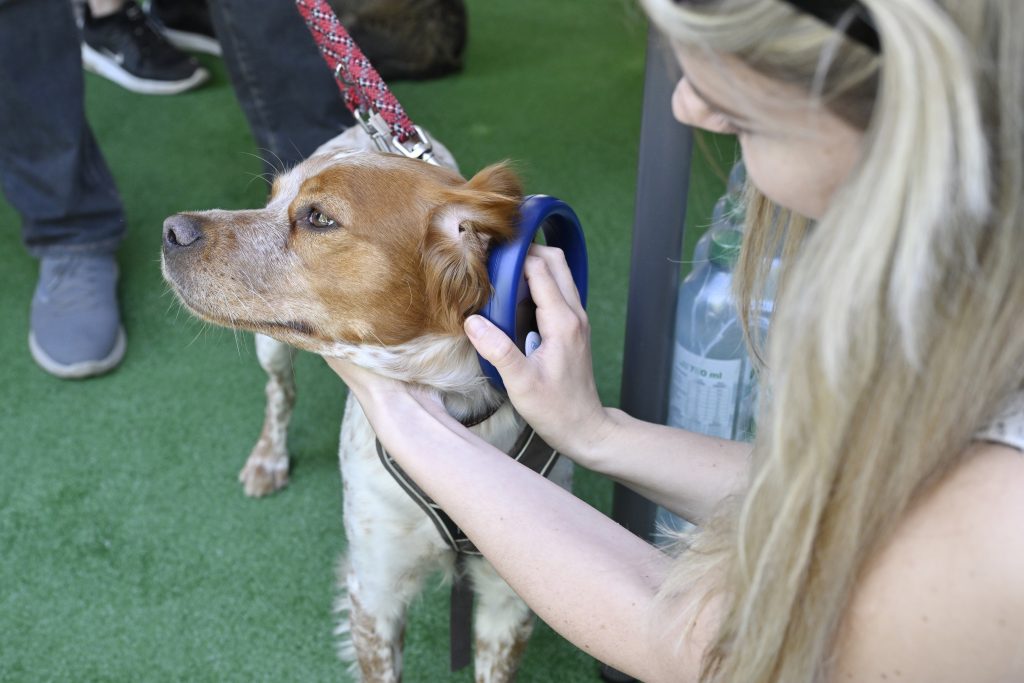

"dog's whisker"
[250, 147, 288, 176]
[244, 173, 270, 191]
[267, 148, 287, 175]
[241, 150, 281, 177]
[237, 269, 272, 310]
[186, 324, 206, 349]
[287, 138, 302, 164]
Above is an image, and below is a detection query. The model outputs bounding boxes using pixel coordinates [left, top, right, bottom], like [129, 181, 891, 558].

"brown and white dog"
[161, 127, 571, 682]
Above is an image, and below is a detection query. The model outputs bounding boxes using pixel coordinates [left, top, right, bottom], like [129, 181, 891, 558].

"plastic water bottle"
[668, 229, 759, 441]
[656, 221, 767, 543]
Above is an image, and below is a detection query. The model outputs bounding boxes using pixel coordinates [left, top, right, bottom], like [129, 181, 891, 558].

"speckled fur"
[162, 127, 573, 681]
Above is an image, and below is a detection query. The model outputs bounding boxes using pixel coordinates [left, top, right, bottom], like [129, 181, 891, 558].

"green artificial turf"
[0, 1, 736, 681]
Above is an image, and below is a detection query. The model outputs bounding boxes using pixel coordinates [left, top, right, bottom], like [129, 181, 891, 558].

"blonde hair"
[642, 0, 1024, 680]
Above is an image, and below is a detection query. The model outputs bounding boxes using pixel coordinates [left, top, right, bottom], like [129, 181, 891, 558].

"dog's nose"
[163, 214, 204, 250]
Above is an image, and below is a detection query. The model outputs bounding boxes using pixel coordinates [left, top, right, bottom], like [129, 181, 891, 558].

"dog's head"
[161, 149, 521, 359]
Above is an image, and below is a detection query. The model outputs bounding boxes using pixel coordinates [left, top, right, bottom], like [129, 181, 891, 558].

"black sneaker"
[147, 0, 221, 57]
[81, 1, 209, 95]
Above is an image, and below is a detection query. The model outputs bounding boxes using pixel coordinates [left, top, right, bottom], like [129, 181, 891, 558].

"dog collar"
[458, 399, 506, 429]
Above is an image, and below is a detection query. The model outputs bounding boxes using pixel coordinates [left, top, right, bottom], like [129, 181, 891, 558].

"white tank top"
[975, 390, 1024, 452]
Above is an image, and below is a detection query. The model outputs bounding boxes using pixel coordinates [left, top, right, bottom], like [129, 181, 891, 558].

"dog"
[161, 127, 572, 682]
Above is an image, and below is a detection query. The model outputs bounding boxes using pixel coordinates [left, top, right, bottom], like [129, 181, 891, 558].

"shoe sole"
[29, 326, 127, 380]
[81, 43, 209, 95]
[160, 27, 222, 57]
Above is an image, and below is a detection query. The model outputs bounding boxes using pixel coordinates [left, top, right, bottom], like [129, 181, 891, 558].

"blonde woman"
[325, 0, 1024, 680]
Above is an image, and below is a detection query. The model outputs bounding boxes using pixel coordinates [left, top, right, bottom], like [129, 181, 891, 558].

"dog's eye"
[307, 209, 336, 229]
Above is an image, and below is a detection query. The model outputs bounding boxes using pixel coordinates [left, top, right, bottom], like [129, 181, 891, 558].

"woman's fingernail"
[465, 315, 487, 338]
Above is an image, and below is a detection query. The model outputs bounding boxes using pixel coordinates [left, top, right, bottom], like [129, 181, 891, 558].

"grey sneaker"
[29, 253, 126, 379]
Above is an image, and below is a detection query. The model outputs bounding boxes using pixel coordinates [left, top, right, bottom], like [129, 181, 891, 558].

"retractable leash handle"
[479, 195, 589, 393]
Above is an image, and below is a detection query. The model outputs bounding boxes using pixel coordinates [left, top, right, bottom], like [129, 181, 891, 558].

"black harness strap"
[375, 425, 560, 556]
[374, 424, 560, 671]
[450, 553, 474, 671]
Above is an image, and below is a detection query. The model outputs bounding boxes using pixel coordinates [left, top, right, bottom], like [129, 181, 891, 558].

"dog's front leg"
[239, 333, 295, 496]
[335, 559, 411, 683]
[336, 518, 442, 682]
[468, 558, 535, 683]
[334, 395, 447, 682]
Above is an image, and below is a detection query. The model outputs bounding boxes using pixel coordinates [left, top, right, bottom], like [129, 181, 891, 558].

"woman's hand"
[323, 356, 450, 428]
[465, 244, 611, 461]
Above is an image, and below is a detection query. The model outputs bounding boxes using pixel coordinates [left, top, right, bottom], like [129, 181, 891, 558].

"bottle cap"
[710, 229, 743, 267]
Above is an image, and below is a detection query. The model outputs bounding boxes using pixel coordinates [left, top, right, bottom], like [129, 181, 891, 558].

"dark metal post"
[614, 30, 692, 540]
[599, 26, 693, 683]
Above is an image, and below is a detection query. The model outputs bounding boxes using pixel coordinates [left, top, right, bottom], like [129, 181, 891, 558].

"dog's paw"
[238, 454, 290, 497]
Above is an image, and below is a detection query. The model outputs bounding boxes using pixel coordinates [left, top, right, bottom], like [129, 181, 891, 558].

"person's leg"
[207, 0, 355, 175]
[0, 0, 124, 256]
[0, 0, 126, 377]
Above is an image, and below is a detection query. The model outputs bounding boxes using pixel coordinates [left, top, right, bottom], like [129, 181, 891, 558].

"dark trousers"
[0, 0, 124, 256]
[207, 0, 355, 172]
[0, 0, 353, 256]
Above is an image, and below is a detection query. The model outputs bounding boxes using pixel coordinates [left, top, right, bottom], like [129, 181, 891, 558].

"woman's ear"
[422, 162, 523, 333]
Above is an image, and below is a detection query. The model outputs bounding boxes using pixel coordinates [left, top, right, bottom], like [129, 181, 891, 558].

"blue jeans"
[208, 0, 355, 173]
[0, 0, 353, 256]
[0, 0, 124, 256]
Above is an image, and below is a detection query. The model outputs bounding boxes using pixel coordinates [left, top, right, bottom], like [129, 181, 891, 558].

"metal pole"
[599, 26, 693, 683]
[614, 30, 693, 540]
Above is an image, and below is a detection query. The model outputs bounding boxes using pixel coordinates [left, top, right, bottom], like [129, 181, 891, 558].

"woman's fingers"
[522, 251, 588, 348]
[464, 315, 534, 392]
[461, 245, 600, 456]
[526, 244, 585, 315]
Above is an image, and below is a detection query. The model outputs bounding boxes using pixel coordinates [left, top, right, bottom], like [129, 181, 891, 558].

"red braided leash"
[294, 0, 437, 163]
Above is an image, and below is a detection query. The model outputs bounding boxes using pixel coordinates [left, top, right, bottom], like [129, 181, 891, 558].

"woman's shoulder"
[831, 440, 1024, 682]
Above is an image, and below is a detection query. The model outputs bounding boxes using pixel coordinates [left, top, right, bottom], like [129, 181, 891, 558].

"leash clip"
[333, 62, 354, 87]
[353, 108, 395, 154]
[393, 125, 439, 166]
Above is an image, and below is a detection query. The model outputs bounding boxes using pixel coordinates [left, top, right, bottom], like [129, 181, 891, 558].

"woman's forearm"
[573, 408, 751, 524]
[365, 391, 707, 681]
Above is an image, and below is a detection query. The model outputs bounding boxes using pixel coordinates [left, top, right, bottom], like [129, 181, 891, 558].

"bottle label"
[668, 344, 747, 440]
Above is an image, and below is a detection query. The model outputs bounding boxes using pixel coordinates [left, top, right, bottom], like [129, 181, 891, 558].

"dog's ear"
[423, 162, 523, 333]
